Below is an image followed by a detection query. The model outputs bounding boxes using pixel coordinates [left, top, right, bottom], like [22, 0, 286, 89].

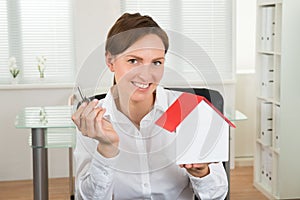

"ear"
[105, 52, 115, 72]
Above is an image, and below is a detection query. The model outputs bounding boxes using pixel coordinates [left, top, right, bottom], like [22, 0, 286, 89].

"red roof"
[155, 92, 236, 132]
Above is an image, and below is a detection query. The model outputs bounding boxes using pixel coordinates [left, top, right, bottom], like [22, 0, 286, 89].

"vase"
[11, 77, 18, 84]
[39, 72, 45, 78]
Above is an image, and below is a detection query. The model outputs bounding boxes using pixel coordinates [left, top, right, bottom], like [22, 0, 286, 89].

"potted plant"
[37, 56, 47, 78]
[8, 57, 20, 84]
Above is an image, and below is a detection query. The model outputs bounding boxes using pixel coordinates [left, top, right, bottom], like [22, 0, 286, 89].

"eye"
[128, 59, 138, 64]
[153, 61, 162, 66]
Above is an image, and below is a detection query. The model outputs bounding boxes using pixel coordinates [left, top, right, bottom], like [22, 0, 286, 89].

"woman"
[72, 13, 228, 199]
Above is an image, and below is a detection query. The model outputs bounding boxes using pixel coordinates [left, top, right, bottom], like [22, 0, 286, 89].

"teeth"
[132, 81, 149, 89]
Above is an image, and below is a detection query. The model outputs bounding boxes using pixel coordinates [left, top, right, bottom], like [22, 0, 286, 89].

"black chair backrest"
[78, 88, 224, 114]
[165, 87, 224, 114]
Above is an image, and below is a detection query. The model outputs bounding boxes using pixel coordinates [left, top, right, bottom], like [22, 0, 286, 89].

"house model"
[155, 92, 236, 164]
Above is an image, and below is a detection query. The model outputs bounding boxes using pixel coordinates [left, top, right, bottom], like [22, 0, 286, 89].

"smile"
[131, 81, 150, 89]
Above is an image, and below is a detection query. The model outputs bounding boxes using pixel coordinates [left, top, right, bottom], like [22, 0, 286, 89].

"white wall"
[235, 0, 256, 166]
[236, 0, 256, 73]
[235, 73, 256, 163]
[0, 0, 120, 181]
[74, 0, 120, 72]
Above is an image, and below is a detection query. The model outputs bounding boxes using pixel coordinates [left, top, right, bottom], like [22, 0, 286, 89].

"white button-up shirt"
[74, 86, 228, 200]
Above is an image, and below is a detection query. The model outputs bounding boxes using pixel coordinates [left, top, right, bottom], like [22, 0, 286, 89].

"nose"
[137, 64, 152, 81]
[135, 63, 163, 83]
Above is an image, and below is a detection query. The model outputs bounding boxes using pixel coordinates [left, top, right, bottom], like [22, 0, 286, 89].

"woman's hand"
[72, 99, 119, 158]
[179, 163, 210, 178]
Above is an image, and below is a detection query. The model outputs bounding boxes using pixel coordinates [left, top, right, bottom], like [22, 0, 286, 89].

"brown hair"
[105, 13, 169, 56]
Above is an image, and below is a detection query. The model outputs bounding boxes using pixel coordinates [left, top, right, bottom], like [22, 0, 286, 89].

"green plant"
[37, 56, 47, 78]
[10, 67, 20, 78]
[8, 57, 20, 78]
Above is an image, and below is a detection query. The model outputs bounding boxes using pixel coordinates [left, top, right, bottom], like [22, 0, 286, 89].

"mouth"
[131, 81, 151, 89]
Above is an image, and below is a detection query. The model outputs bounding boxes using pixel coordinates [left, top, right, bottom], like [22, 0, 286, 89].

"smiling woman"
[107, 34, 166, 125]
[71, 13, 228, 200]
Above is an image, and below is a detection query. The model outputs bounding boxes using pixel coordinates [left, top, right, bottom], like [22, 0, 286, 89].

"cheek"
[115, 65, 164, 84]
[152, 67, 164, 82]
[114, 65, 130, 82]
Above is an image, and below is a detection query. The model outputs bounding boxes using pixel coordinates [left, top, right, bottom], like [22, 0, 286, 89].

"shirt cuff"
[187, 166, 217, 189]
[89, 149, 120, 183]
[92, 148, 120, 167]
[187, 162, 228, 189]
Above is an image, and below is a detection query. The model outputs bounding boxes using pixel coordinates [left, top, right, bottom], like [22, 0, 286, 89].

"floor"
[0, 166, 268, 200]
[230, 166, 268, 200]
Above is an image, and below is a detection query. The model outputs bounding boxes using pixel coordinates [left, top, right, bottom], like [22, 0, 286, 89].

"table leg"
[32, 128, 48, 200]
[69, 147, 74, 199]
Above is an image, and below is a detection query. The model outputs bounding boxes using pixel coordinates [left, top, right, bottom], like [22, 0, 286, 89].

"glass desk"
[227, 110, 248, 122]
[15, 106, 76, 200]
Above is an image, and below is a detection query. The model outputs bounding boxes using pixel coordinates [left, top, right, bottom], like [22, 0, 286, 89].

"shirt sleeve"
[74, 130, 119, 200]
[187, 162, 228, 200]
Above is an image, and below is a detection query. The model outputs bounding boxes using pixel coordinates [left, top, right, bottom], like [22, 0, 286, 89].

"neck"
[117, 94, 155, 127]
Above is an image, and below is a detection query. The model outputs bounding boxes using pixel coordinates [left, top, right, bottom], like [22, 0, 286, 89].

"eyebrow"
[125, 55, 165, 61]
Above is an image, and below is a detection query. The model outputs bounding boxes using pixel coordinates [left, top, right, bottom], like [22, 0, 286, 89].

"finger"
[71, 101, 87, 127]
[95, 108, 115, 144]
[79, 106, 90, 133]
[79, 99, 99, 131]
[192, 163, 206, 168]
[184, 164, 193, 169]
[101, 117, 113, 131]
[85, 107, 102, 136]
[96, 108, 113, 130]
[80, 99, 99, 119]
[95, 107, 106, 132]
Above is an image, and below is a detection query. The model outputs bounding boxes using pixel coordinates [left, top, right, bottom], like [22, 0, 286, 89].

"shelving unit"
[254, 0, 300, 199]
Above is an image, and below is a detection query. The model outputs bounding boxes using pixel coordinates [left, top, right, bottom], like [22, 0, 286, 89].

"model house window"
[0, 0, 75, 84]
[121, 0, 233, 83]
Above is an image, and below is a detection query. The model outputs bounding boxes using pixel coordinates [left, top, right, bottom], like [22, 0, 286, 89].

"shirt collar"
[98, 86, 118, 122]
[99, 85, 170, 121]
[153, 85, 169, 113]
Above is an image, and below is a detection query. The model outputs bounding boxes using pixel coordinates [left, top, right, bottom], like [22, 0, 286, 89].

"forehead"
[123, 34, 165, 55]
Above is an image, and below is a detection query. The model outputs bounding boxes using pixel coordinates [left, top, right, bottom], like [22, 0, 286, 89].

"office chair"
[76, 87, 229, 200]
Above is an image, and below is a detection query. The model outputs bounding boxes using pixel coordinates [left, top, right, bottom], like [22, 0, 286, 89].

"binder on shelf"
[262, 128, 272, 146]
[265, 6, 275, 52]
[260, 147, 268, 186]
[275, 60, 281, 101]
[275, 74, 281, 101]
[260, 7, 267, 51]
[261, 102, 272, 146]
[263, 80, 274, 98]
[274, 105, 280, 149]
[261, 147, 273, 189]
[260, 6, 275, 52]
[261, 54, 274, 79]
[260, 54, 274, 98]
[266, 148, 273, 188]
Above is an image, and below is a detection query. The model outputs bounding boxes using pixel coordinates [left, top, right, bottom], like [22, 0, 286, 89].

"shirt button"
[143, 183, 149, 188]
